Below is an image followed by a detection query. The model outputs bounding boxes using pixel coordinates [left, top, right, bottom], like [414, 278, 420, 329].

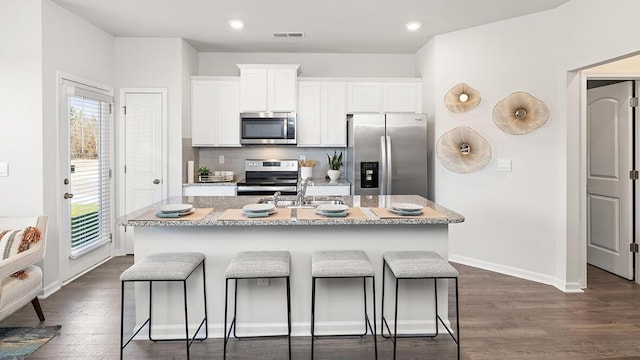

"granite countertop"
[119, 194, 464, 227]
[182, 177, 350, 187]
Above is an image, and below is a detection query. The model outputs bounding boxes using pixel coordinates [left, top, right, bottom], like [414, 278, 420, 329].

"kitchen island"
[119, 195, 464, 339]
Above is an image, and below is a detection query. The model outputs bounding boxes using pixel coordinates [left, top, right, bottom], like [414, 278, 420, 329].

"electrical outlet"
[257, 278, 269, 286]
[300, 155, 306, 161]
[219, 155, 225, 164]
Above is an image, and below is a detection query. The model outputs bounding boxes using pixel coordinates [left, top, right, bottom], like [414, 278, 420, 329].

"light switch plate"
[498, 159, 512, 172]
[0, 162, 7, 177]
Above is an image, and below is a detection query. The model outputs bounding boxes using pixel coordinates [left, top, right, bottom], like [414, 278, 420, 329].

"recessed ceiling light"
[405, 21, 422, 31]
[228, 20, 244, 30]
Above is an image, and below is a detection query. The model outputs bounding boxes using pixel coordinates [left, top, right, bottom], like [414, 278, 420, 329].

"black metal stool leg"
[183, 279, 190, 359]
[287, 276, 292, 360]
[223, 278, 230, 360]
[148, 281, 153, 341]
[434, 278, 440, 337]
[311, 277, 316, 360]
[371, 276, 378, 360]
[120, 281, 125, 360]
[393, 277, 399, 360]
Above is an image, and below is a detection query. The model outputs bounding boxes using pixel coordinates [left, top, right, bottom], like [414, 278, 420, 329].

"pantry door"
[121, 89, 166, 254]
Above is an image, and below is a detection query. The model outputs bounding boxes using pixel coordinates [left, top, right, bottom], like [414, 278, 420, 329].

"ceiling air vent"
[273, 32, 305, 38]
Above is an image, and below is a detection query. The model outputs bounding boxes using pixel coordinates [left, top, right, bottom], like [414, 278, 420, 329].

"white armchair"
[0, 216, 47, 322]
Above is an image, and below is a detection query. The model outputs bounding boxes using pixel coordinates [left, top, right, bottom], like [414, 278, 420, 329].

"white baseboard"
[449, 254, 584, 293]
[40, 281, 62, 299]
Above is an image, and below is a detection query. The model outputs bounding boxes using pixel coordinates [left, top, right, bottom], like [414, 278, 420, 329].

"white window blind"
[67, 88, 113, 259]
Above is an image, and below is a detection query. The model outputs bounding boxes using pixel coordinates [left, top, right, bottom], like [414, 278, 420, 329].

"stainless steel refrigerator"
[346, 113, 428, 197]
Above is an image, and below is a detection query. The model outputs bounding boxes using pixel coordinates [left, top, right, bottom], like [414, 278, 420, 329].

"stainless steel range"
[236, 159, 299, 196]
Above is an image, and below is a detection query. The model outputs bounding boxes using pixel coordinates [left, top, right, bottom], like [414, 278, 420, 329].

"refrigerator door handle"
[380, 136, 387, 195]
[386, 135, 392, 194]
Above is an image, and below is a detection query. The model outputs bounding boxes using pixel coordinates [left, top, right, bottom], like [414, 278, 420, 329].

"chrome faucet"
[295, 177, 312, 206]
[271, 191, 281, 207]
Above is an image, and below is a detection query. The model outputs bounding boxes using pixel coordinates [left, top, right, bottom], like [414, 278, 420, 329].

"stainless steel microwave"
[240, 112, 296, 145]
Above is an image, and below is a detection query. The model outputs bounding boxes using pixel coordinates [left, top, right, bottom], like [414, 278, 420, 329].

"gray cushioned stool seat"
[120, 252, 205, 282]
[312, 250, 374, 277]
[384, 251, 458, 278]
[225, 251, 290, 278]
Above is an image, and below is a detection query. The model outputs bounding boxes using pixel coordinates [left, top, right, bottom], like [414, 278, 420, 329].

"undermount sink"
[257, 197, 344, 208]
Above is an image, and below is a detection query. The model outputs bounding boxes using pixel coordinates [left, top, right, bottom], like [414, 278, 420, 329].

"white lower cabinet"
[183, 185, 237, 196]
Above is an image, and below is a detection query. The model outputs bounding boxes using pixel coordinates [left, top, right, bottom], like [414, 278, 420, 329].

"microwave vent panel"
[273, 32, 305, 38]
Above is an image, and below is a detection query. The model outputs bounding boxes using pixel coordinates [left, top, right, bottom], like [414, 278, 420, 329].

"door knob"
[153, 179, 160, 184]
[64, 192, 74, 199]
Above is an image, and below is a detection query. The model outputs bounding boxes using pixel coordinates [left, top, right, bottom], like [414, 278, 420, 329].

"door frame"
[115, 88, 168, 255]
[579, 70, 640, 287]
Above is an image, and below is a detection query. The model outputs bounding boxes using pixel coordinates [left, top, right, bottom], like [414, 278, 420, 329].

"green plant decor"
[326, 151, 343, 170]
[197, 166, 210, 175]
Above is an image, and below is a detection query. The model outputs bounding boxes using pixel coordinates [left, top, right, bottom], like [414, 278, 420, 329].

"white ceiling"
[52, 0, 569, 54]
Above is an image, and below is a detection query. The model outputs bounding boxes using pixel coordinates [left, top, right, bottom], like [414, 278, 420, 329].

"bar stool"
[311, 250, 377, 360]
[119, 252, 208, 360]
[381, 251, 460, 360]
[223, 251, 291, 360]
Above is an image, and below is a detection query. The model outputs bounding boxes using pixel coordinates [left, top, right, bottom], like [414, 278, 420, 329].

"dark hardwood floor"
[2, 255, 640, 359]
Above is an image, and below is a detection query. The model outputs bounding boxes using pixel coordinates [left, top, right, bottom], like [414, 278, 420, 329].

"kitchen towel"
[369, 207, 446, 219]
[187, 161, 194, 183]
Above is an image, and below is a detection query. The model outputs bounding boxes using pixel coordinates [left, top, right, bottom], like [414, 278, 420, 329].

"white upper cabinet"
[238, 64, 300, 112]
[297, 79, 347, 147]
[191, 77, 241, 147]
[347, 82, 382, 113]
[297, 81, 322, 145]
[383, 81, 422, 113]
[347, 79, 422, 113]
[322, 82, 347, 146]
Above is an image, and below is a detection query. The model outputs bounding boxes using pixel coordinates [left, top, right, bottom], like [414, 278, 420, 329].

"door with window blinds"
[60, 79, 113, 282]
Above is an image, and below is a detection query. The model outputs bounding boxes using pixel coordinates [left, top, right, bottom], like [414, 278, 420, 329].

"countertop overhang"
[119, 195, 464, 227]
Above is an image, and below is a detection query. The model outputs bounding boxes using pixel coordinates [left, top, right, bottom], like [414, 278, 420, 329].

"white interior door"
[60, 78, 114, 282]
[123, 91, 165, 254]
[587, 81, 634, 280]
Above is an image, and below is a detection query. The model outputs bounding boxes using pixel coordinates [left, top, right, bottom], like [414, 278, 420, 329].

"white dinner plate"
[156, 207, 195, 218]
[316, 204, 349, 213]
[391, 203, 423, 212]
[389, 208, 423, 216]
[242, 208, 277, 215]
[161, 204, 194, 213]
[242, 203, 276, 213]
[315, 209, 349, 217]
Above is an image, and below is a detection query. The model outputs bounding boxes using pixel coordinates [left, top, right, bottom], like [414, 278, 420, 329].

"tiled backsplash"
[196, 146, 345, 181]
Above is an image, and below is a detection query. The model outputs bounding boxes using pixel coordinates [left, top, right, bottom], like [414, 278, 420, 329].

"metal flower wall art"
[436, 126, 492, 173]
[444, 83, 482, 113]
[493, 91, 550, 135]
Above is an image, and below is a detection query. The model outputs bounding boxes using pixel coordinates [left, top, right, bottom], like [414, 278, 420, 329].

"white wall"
[41, 0, 115, 294]
[115, 38, 185, 198]
[418, 0, 640, 291]
[415, 40, 437, 199]
[181, 40, 199, 182]
[199, 52, 417, 77]
[0, 0, 43, 216]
